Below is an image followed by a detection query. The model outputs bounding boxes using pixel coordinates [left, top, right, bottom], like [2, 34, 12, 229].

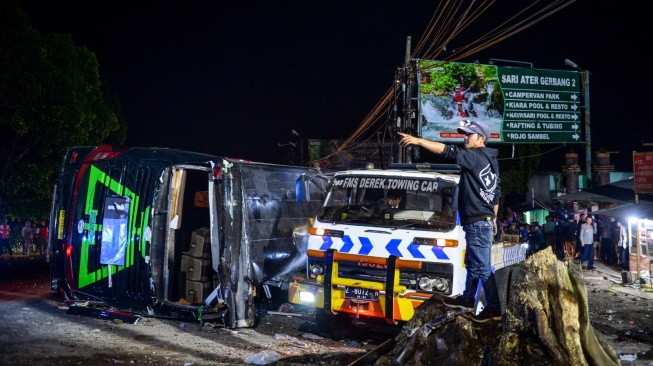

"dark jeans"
[600, 238, 611, 262]
[580, 243, 594, 267]
[462, 220, 499, 310]
[0, 238, 12, 256]
[621, 247, 629, 271]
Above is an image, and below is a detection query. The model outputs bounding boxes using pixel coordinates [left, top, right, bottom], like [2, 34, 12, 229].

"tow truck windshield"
[317, 176, 456, 231]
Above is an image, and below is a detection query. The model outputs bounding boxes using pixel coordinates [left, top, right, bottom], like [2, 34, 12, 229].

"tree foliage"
[0, 2, 125, 220]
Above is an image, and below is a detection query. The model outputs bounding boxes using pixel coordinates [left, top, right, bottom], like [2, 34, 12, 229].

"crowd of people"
[497, 212, 630, 271]
[0, 216, 49, 259]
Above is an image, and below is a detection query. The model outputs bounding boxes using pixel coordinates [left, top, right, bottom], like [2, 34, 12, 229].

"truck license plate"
[345, 287, 379, 301]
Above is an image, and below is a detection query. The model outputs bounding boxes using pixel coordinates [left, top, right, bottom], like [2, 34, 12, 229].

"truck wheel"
[316, 310, 351, 340]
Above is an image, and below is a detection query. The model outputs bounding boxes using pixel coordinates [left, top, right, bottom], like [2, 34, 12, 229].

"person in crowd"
[528, 223, 544, 257]
[21, 220, 33, 256]
[562, 216, 577, 259]
[617, 218, 629, 271]
[36, 220, 49, 256]
[505, 221, 520, 236]
[519, 223, 529, 243]
[398, 119, 501, 323]
[575, 213, 586, 258]
[31, 221, 38, 252]
[592, 215, 602, 260]
[0, 216, 13, 259]
[542, 215, 556, 252]
[578, 216, 597, 270]
[599, 216, 613, 263]
[554, 215, 565, 259]
[609, 217, 620, 265]
[495, 216, 509, 243]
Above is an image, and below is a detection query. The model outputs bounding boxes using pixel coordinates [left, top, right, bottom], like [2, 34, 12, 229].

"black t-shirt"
[440, 145, 501, 223]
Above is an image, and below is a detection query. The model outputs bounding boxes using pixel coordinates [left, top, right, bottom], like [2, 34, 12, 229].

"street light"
[564, 58, 578, 69]
[565, 59, 592, 188]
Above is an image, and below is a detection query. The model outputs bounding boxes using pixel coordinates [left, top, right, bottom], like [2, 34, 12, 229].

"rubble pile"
[374, 248, 621, 366]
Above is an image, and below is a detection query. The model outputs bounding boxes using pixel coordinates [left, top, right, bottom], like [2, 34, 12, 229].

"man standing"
[599, 216, 613, 263]
[528, 223, 545, 257]
[562, 216, 577, 258]
[37, 220, 49, 256]
[0, 216, 13, 258]
[579, 216, 597, 270]
[617, 219, 629, 271]
[542, 215, 556, 252]
[575, 213, 586, 258]
[399, 120, 501, 323]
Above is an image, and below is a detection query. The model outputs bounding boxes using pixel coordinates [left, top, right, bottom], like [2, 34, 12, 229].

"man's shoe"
[471, 307, 502, 323]
[587, 267, 596, 270]
[442, 296, 474, 311]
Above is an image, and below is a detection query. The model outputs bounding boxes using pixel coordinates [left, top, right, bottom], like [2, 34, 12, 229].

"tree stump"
[375, 247, 620, 366]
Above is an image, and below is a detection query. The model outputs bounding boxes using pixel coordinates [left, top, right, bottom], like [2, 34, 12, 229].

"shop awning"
[592, 201, 653, 220]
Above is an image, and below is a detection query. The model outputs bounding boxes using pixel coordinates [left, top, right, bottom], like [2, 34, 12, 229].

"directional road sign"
[498, 66, 582, 143]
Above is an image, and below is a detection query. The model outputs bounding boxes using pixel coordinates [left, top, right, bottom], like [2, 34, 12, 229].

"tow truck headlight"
[298, 291, 315, 302]
[413, 237, 458, 247]
[310, 264, 324, 278]
[418, 276, 450, 293]
[308, 227, 344, 238]
[418, 276, 434, 291]
[433, 277, 449, 292]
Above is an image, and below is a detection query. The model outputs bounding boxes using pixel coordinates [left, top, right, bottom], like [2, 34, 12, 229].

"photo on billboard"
[419, 60, 582, 144]
[419, 60, 501, 143]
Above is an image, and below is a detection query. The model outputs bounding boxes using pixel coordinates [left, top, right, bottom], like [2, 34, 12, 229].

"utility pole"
[565, 59, 591, 188]
[582, 70, 591, 188]
[399, 36, 412, 164]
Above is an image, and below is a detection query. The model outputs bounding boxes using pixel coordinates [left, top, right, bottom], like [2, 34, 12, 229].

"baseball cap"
[457, 120, 490, 140]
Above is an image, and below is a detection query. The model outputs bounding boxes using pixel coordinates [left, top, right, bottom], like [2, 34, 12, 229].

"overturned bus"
[50, 145, 328, 327]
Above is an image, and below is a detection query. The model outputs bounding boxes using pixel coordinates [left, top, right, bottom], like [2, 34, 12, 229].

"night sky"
[21, 0, 650, 172]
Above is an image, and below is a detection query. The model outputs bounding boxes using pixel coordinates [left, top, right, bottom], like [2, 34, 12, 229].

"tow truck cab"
[289, 163, 477, 333]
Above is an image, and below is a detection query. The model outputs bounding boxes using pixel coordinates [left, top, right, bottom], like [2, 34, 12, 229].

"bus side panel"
[55, 156, 161, 312]
[112, 165, 158, 309]
[219, 163, 325, 327]
[51, 147, 99, 298]
[240, 164, 325, 284]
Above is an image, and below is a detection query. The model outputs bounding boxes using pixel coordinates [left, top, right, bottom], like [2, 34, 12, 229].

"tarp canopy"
[592, 201, 653, 220]
[555, 191, 626, 204]
[556, 179, 653, 204]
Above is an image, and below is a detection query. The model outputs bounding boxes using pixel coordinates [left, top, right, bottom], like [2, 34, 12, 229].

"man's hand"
[397, 132, 446, 154]
[398, 132, 419, 147]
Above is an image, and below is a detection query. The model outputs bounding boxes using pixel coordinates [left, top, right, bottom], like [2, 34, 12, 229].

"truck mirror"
[296, 175, 310, 202]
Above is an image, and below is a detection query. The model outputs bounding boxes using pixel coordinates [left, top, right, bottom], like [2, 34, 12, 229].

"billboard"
[634, 152, 653, 194]
[418, 60, 582, 143]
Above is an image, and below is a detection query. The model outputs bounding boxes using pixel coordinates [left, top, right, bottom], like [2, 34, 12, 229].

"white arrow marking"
[571, 94, 578, 101]
[572, 133, 579, 140]
[572, 123, 579, 130]
[572, 114, 578, 120]
[571, 104, 578, 111]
